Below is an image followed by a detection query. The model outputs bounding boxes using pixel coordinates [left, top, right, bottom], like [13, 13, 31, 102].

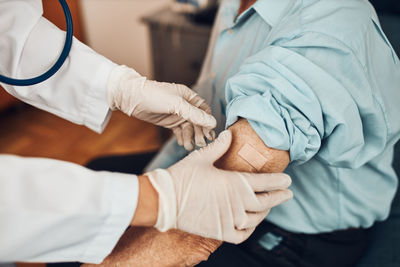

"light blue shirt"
[147, 0, 400, 234]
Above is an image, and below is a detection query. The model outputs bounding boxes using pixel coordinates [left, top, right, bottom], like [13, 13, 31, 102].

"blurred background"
[0, 0, 398, 267]
[0, 0, 217, 172]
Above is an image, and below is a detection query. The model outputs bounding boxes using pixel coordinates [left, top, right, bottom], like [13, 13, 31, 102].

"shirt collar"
[252, 0, 294, 27]
[219, 0, 294, 29]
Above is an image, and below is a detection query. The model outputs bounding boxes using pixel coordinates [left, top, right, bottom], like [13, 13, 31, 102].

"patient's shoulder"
[269, 0, 383, 65]
[296, 0, 374, 47]
[274, 1, 374, 45]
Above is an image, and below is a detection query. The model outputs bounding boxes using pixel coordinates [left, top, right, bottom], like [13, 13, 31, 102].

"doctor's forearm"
[130, 175, 159, 227]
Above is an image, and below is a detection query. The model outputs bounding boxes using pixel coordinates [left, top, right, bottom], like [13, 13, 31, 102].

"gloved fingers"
[243, 188, 293, 212]
[194, 125, 207, 148]
[172, 127, 184, 146]
[174, 98, 217, 129]
[176, 84, 208, 109]
[189, 99, 212, 147]
[171, 84, 216, 129]
[230, 227, 256, 244]
[196, 100, 216, 142]
[197, 98, 212, 114]
[236, 210, 270, 230]
[242, 173, 292, 192]
[196, 130, 232, 163]
[265, 189, 293, 208]
[247, 189, 293, 212]
[182, 122, 195, 151]
[203, 128, 216, 141]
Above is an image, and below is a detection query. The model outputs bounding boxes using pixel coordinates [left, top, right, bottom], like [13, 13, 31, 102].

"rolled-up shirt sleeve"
[225, 33, 387, 167]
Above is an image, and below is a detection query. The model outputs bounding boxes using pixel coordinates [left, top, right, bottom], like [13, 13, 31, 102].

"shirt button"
[228, 29, 234, 34]
[211, 73, 216, 79]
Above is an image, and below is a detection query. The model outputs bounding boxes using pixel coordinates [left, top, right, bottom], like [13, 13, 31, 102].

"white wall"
[80, 0, 170, 78]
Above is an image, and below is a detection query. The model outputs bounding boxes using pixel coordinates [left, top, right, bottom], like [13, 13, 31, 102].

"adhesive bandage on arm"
[238, 143, 271, 172]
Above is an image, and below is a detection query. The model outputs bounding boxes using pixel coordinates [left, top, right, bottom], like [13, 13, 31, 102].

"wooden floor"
[0, 105, 163, 267]
[0, 105, 162, 164]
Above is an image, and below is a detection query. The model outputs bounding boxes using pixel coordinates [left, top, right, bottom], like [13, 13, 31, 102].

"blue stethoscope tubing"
[0, 0, 73, 86]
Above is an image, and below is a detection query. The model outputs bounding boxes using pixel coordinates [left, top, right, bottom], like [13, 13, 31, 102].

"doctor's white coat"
[0, 0, 138, 263]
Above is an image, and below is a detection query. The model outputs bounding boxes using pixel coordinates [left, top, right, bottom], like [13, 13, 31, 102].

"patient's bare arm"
[84, 118, 290, 267]
[216, 118, 290, 172]
[83, 228, 221, 267]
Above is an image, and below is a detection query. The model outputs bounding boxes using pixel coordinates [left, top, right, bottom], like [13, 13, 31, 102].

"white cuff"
[82, 59, 117, 133]
[145, 169, 177, 232]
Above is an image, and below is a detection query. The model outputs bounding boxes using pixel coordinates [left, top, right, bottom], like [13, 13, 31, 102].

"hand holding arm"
[87, 119, 292, 266]
[147, 129, 292, 243]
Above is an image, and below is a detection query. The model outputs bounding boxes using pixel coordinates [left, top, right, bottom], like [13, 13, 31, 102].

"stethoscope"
[0, 0, 73, 86]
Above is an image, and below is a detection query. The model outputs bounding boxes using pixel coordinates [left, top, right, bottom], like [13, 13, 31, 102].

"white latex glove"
[174, 121, 217, 151]
[170, 85, 216, 151]
[145, 130, 293, 244]
[172, 120, 216, 151]
[107, 65, 216, 145]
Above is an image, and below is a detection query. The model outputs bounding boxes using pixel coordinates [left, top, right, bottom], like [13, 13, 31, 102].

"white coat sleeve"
[0, 0, 117, 133]
[0, 154, 139, 264]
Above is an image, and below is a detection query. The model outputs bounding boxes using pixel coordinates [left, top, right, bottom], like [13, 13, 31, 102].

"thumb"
[197, 130, 232, 163]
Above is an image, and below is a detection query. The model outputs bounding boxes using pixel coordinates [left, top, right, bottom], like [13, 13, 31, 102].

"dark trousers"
[198, 220, 370, 267]
[85, 152, 158, 174]
[49, 152, 370, 267]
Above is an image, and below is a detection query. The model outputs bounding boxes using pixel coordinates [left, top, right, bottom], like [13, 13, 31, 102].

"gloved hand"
[107, 65, 216, 146]
[173, 121, 216, 151]
[145, 130, 293, 244]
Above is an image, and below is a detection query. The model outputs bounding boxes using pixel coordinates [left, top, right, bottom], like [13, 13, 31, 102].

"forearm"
[130, 175, 158, 227]
[83, 228, 221, 267]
